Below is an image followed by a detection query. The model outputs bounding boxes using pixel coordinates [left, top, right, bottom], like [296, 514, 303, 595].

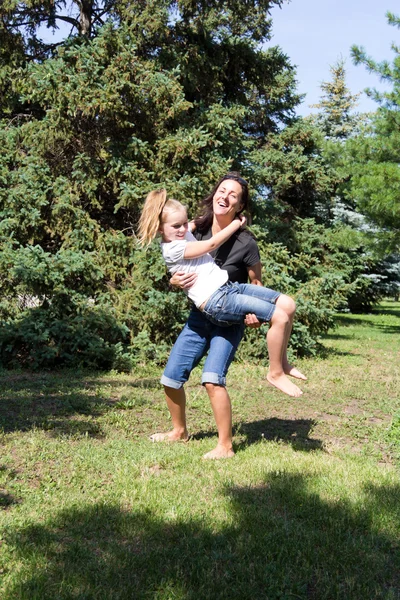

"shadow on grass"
[315, 344, 355, 359]
[190, 419, 322, 453]
[3, 473, 400, 599]
[0, 371, 162, 436]
[79, 377, 160, 389]
[372, 303, 400, 319]
[335, 314, 400, 335]
[128, 378, 160, 389]
[321, 333, 355, 341]
[235, 418, 323, 452]
[0, 490, 18, 509]
[0, 371, 115, 436]
[0, 464, 21, 509]
[0, 390, 108, 437]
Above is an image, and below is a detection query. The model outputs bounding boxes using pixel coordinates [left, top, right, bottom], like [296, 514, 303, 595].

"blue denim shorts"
[161, 307, 244, 389]
[203, 281, 280, 327]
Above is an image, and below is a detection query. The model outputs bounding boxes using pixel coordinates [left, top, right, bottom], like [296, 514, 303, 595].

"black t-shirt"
[194, 228, 260, 284]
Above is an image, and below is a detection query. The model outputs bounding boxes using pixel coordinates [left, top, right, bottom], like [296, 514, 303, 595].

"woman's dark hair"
[194, 172, 250, 232]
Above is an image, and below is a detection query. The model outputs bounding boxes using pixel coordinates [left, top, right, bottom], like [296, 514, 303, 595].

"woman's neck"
[212, 215, 233, 234]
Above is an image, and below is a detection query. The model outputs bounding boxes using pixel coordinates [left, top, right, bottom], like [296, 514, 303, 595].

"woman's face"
[213, 179, 243, 221]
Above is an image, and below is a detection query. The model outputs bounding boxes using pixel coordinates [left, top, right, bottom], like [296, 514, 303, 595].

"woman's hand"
[170, 271, 198, 289]
[244, 313, 262, 329]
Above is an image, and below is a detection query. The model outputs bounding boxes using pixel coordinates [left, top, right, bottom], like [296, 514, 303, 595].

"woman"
[150, 173, 306, 459]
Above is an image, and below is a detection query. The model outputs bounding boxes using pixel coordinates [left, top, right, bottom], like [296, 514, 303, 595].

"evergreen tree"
[348, 11, 400, 252]
[304, 58, 391, 313]
[308, 58, 361, 220]
[310, 59, 360, 140]
[250, 118, 336, 220]
[0, 0, 307, 368]
[0, 0, 353, 367]
[1, 1, 116, 50]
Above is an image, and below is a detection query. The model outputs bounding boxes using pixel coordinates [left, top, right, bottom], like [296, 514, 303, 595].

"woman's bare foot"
[266, 373, 303, 397]
[202, 444, 235, 460]
[150, 430, 189, 442]
[284, 365, 307, 381]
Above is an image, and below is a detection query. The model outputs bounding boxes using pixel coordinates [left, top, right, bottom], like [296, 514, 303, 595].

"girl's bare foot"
[282, 360, 307, 380]
[150, 430, 189, 442]
[285, 366, 307, 381]
[202, 444, 235, 460]
[266, 373, 303, 397]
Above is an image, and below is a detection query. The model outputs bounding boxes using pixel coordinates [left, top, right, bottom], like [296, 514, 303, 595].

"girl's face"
[213, 179, 243, 221]
[160, 208, 189, 242]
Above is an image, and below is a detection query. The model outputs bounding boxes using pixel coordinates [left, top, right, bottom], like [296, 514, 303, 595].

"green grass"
[0, 301, 399, 599]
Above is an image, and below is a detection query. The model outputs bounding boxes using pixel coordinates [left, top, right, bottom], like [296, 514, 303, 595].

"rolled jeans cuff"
[160, 375, 184, 390]
[201, 372, 226, 387]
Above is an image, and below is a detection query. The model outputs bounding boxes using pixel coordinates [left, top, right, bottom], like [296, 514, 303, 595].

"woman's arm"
[247, 262, 263, 286]
[244, 262, 263, 328]
[170, 271, 198, 289]
[183, 216, 246, 259]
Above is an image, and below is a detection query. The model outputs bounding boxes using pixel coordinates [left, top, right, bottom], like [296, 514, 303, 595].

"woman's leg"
[152, 310, 210, 442]
[150, 386, 189, 442]
[201, 322, 244, 459]
[203, 384, 234, 459]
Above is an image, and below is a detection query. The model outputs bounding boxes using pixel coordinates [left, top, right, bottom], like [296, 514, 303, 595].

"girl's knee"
[277, 294, 296, 317]
[271, 305, 290, 326]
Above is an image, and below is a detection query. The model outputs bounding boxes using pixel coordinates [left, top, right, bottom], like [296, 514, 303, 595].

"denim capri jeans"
[161, 307, 245, 389]
[202, 281, 280, 327]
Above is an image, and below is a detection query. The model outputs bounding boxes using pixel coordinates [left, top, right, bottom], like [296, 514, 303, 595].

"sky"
[267, 0, 399, 116]
[38, 0, 399, 117]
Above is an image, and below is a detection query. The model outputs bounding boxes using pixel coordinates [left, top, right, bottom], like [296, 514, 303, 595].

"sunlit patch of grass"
[0, 302, 399, 599]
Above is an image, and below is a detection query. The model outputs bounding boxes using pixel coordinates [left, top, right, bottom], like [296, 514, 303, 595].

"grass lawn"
[0, 301, 399, 599]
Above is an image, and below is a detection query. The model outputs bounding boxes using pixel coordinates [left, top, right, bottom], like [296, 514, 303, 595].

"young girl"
[138, 189, 303, 399]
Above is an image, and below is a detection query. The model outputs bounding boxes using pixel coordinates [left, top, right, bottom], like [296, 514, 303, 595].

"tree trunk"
[78, 0, 93, 36]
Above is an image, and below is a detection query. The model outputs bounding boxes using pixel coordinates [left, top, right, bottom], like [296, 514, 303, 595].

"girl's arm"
[183, 215, 246, 259]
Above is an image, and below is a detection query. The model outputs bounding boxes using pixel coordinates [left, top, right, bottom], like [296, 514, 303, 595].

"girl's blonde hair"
[137, 188, 186, 246]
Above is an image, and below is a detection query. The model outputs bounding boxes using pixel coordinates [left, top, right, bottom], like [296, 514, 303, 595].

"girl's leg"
[266, 306, 303, 397]
[205, 287, 277, 324]
[237, 286, 306, 381]
[204, 286, 304, 396]
[275, 295, 307, 380]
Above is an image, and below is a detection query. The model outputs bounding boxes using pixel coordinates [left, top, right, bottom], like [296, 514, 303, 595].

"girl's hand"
[238, 214, 247, 228]
[170, 271, 198, 289]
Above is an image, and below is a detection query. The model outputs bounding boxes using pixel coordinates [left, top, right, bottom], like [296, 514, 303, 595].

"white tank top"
[161, 231, 228, 308]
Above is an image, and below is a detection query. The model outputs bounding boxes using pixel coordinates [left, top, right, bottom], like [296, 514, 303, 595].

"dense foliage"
[0, 1, 396, 369]
[308, 52, 400, 312]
